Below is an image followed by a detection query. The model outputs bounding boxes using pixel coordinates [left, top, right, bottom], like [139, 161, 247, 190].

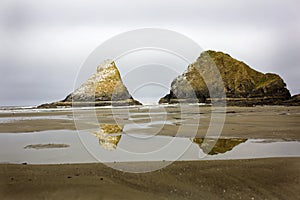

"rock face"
[159, 50, 291, 106]
[282, 94, 300, 106]
[38, 60, 141, 108]
[291, 94, 300, 102]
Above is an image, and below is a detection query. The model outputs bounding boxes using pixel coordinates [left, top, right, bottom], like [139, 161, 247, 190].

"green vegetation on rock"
[160, 50, 291, 105]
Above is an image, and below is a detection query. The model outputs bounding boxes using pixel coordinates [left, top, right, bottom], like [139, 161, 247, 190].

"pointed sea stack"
[159, 50, 291, 106]
[38, 60, 141, 108]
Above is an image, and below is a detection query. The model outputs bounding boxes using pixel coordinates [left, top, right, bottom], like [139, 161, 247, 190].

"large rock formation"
[38, 60, 141, 108]
[282, 94, 300, 106]
[159, 50, 291, 106]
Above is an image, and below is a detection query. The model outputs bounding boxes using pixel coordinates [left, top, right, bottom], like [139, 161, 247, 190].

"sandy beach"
[1, 105, 299, 140]
[2, 0, 300, 198]
[0, 105, 299, 199]
[1, 158, 299, 200]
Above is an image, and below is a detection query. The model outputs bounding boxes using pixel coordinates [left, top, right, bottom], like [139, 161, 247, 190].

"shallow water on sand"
[0, 129, 299, 164]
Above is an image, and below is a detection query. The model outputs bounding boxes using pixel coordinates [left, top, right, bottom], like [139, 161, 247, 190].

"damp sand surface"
[0, 105, 299, 199]
[24, 143, 70, 150]
[1, 158, 299, 200]
[0, 105, 299, 140]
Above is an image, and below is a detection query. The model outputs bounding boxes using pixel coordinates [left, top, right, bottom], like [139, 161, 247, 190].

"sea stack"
[38, 60, 141, 108]
[159, 50, 291, 106]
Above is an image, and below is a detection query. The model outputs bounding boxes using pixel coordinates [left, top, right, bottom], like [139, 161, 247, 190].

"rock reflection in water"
[192, 138, 247, 155]
[91, 124, 123, 151]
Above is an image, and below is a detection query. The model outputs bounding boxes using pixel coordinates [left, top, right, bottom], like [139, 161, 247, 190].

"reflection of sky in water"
[124, 121, 173, 131]
[0, 130, 95, 164]
[0, 115, 72, 123]
[203, 139, 300, 160]
[0, 129, 299, 164]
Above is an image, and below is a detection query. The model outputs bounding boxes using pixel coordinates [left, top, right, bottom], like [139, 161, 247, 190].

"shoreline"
[0, 106, 299, 140]
[0, 105, 299, 199]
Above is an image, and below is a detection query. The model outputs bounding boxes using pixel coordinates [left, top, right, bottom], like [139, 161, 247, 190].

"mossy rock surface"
[160, 50, 291, 105]
[38, 60, 141, 108]
[64, 60, 132, 102]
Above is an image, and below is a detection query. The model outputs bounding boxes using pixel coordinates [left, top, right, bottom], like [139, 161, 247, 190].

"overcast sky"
[0, 0, 299, 106]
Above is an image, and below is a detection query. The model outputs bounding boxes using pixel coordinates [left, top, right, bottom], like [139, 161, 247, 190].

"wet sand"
[24, 143, 70, 150]
[0, 105, 299, 199]
[1, 106, 299, 140]
[1, 158, 299, 200]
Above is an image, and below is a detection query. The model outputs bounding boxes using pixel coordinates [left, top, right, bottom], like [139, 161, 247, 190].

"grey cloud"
[0, 0, 299, 106]
[1, 0, 299, 30]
